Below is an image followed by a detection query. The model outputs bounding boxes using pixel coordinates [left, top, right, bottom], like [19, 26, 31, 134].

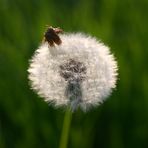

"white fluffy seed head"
[28, 33, 118, 111]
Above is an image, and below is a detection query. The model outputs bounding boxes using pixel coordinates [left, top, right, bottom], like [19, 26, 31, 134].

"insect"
[43, 26, 63, 47]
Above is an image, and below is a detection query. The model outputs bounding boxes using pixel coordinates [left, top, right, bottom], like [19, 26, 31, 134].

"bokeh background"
[0, 0, 148, 148]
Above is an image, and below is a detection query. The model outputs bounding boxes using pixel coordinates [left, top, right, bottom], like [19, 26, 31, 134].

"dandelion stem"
[59, 109, 72, 148]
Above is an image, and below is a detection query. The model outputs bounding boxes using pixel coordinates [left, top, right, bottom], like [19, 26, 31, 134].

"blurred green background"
[0, 0, 148, 148]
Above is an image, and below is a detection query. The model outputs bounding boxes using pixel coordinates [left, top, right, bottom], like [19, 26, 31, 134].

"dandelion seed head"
[28, 33, 118, 111]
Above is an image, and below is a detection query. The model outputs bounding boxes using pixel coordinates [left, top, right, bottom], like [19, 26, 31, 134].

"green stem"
[59, 109, 72, 148]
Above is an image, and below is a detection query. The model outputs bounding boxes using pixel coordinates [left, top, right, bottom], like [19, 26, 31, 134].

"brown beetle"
[43, 26, 63, 47]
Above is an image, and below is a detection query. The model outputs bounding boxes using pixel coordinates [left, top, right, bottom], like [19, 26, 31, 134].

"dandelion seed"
[28, 31, 118, 111]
